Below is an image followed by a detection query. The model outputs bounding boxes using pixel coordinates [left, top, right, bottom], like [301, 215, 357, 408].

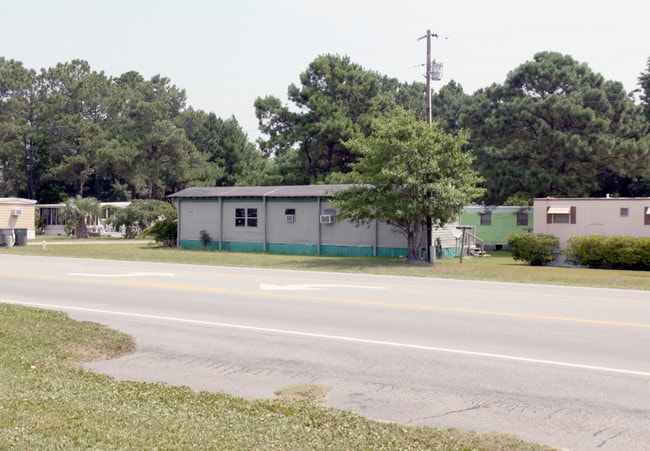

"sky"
[2, 0, 649, 141]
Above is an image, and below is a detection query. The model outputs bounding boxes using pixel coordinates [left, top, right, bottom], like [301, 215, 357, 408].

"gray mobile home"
[168, 185, 411, 257]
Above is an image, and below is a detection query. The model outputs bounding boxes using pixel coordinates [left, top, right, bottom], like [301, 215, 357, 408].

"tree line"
[0, 59, 267, 203]
[1, 52, 649, 205]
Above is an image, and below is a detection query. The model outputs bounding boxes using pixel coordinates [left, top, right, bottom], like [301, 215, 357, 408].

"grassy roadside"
[0, 304, 552, 450]
[4, 238, 650, 290]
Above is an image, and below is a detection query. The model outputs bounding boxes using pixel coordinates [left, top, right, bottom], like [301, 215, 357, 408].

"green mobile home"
[460, 205, 533, 250]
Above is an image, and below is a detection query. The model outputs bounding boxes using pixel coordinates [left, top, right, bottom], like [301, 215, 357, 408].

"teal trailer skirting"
[318, 245, 374, 257]
[179, 240, 221, 250]
[441, 247, 459, 259]
[179, 240, 413, 258]
[267, 243, 318, 255]
[178, 240, 457, 259]
[222, 241, 265, 252]
[375, 247, 408, 258]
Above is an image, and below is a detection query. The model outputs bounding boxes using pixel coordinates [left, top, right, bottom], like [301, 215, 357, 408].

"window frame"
[546, 206, 576, 224]
[235, 207, 258, 228]
[552, 214, 570, 224]
[516, 212, 529, 226]
[247, 208, 258, 227]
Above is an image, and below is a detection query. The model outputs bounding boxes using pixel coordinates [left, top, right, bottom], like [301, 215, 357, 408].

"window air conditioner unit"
[284, 214, 295, 223]
[320, 214, 335, 224]
[10, 209, 23, 216]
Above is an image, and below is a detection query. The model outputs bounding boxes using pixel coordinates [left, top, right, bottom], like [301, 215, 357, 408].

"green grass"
[5, 238, 650, 290]
[0, 304, 552, 450]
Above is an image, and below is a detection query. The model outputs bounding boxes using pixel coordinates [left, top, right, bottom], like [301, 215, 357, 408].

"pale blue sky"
[2, 0, 648, 140]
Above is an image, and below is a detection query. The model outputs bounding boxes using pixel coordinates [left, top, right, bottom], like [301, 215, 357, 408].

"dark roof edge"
[168, 184, 363, 199]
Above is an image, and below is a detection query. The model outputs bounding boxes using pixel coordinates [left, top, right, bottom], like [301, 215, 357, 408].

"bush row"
[565, 235, 650, 270]
[507, 233, 650, 270]
[507, 233, 561, 266]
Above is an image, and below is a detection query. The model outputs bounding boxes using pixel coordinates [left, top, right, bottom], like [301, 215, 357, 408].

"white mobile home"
[169, 185, 415, 257]
[0, 198, 36, 245]
[534, 197, 650, 246]
[37, 201, 130, 236]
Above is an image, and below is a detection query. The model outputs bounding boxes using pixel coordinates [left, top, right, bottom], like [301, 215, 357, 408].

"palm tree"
[62, 196, 101, 238]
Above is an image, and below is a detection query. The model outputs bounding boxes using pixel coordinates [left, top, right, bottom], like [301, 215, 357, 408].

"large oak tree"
[335, 109, 484, 263]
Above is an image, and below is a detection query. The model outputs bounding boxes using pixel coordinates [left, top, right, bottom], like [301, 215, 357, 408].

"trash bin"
[1, 229, 14, 248]
[14, 228, 28, 246]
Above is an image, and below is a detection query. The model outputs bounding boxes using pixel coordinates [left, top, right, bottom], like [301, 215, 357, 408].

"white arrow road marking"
[259, 283, 386, 291]
[67, 272, 175, 278]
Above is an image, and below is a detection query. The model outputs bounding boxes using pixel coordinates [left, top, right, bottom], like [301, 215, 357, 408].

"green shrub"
[199, 230, 213, 250]
[564, 235, 606, 267]
[143, 219, 177, 247]
[507, 233, 560, 266]
[35, 215, 45, 234]
[566, 235, 650, 270]
[111, 199, 177, 239]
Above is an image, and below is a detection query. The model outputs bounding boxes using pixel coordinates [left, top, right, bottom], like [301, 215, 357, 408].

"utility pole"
[421, 29, 440, 125]
[425, 29, 433, 125]
[421, 29, 439, 263]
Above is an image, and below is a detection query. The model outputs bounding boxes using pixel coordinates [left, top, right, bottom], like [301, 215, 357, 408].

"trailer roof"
[168, 185, 358, 199]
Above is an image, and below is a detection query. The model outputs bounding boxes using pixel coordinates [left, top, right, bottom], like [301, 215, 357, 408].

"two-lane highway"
[1, 254, 649, 449]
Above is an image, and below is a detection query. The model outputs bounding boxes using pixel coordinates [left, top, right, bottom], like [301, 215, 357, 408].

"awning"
[547, 206, 571, 214]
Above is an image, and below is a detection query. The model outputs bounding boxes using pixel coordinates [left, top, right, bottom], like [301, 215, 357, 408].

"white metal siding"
[315, 201, 374, 247]
[432, 219, 462, 249]
[534, 198, 650, 246]
[179, 200, 220, 241]
[0, 200, 36, 239]
[221, 201, 265, 243]
[265, 201, 320, 245]
[376, 222, 408, 248]
[320, 218, 372, 246]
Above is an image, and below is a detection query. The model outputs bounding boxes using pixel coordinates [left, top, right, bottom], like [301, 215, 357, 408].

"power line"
[444, 19, 650, 38]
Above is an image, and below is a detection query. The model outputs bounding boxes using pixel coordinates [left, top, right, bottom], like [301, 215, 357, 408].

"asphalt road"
[2, 254, 649, 450]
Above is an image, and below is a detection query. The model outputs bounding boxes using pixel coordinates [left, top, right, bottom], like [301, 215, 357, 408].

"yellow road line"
[3, 272, 650, 329]
[171, 269, 650, 305]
